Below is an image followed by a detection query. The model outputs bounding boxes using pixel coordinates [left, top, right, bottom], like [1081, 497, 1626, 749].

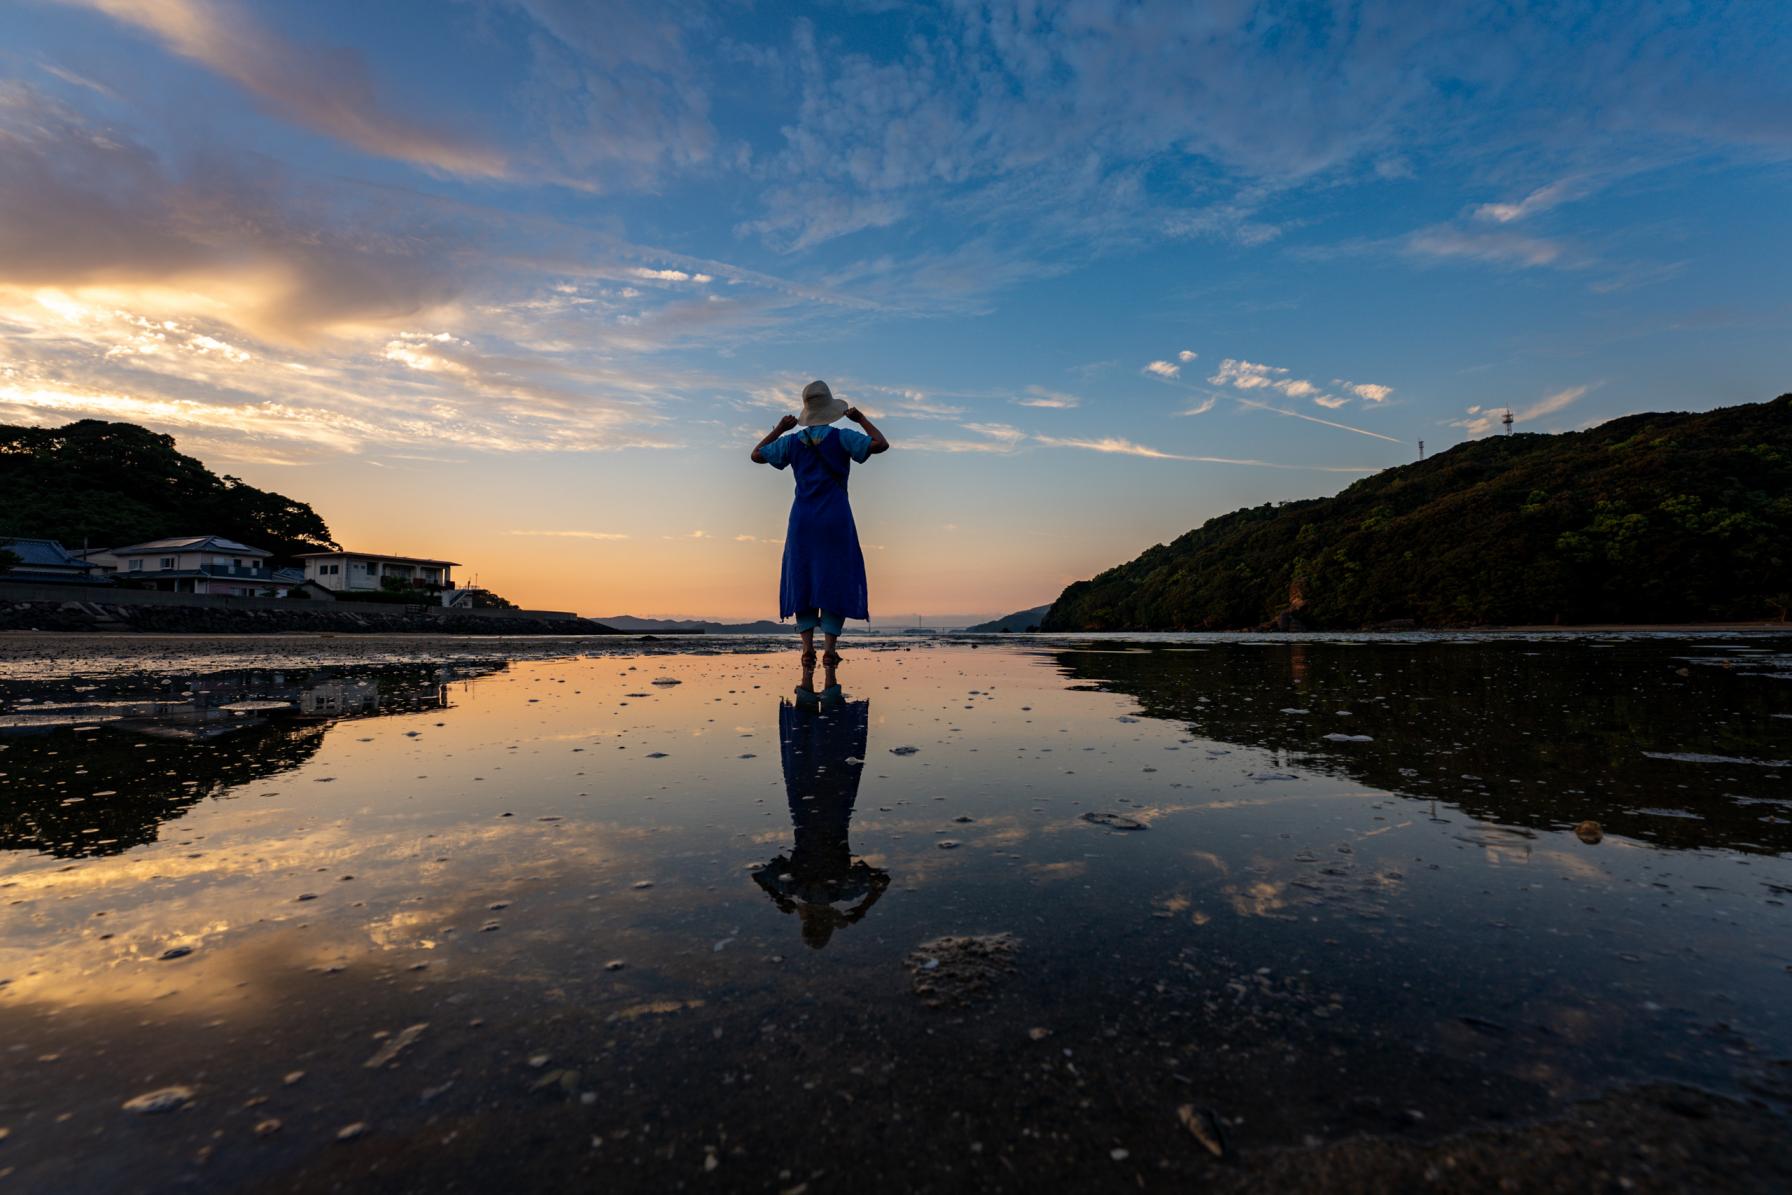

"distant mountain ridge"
[595, 615, 790, 634]
[964, 604, 1053, 632]
[1042, 394, 1792, 631]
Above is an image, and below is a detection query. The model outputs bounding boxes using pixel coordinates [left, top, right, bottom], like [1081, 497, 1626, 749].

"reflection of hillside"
[0, 662, 505, 858]
[0, 720, 330, 856]
[1050, 642, 1792, 855]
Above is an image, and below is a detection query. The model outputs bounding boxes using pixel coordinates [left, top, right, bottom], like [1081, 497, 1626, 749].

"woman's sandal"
[801, 648, 818, 665]
[821, 650, 842, 666]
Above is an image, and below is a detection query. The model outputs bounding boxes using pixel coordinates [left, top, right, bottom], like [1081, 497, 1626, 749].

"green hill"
[0, 419, 336, 562]
[1042, 394, 1792, 631]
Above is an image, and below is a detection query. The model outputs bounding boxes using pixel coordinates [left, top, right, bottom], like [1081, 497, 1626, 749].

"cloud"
[1334, 379, 1394, 402]
[1231, 395, 1404, 444]
[1179, 397, 1217, 416]
[1473, 179, 1581, 224]
[1144, 360, 1181, 378]
[1176, 350, 1198, 362]
[631, 268, 712, 283]
[507, 529, 630, 540]
[1208, 359, 1290, 390]
[1450, 384, 1593, 436]
[59, 0, 508, 177]
[1404, 226, 1569, 268]
[1312, 395, 1350, 409]
[1012, 386, 1080, 409]
[1034, 434, 1377, 473]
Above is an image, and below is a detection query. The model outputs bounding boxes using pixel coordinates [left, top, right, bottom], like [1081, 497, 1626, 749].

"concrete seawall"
[0, 585, 621, 636]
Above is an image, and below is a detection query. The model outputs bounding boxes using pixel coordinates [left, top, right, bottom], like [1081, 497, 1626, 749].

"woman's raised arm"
[845, 407, 890, 454]
[752, 413, 799, 462]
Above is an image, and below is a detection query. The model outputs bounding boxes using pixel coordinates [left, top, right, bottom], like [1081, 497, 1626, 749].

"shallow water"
[1, 637, 1788, 1190]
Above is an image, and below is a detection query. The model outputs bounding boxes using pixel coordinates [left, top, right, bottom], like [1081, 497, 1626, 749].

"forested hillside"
[0, 420, 336, 562]
[1042, 394, 1792, 630]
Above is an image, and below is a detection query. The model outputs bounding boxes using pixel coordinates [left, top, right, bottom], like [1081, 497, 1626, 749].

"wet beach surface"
[2, 635, 1789, 1192]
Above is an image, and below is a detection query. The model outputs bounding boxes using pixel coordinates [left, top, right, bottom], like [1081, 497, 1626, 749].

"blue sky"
[1, 0, 1788, 617]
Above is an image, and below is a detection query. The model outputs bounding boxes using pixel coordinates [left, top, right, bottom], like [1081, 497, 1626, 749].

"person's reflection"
[753, 660, 890, 948]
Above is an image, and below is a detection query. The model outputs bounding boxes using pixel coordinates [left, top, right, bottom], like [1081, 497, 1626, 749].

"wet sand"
[1, 637, 1787, 1191]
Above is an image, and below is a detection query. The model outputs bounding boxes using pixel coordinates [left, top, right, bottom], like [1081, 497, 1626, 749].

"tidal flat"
[2, 634, 1789, 1192]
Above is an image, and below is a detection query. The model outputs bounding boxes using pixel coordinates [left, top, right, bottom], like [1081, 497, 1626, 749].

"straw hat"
[797, 379, 849, 427]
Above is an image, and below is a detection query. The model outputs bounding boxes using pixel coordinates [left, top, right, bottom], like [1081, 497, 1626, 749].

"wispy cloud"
[1450, 384, 1594, 436]
[1404, 226, 1570, 268]
[1144, 359, 1181, 378]
[508, 529, 630, 540]
[1011, 386, 1081, 409]
[59, 0, 508, 177]
[1179, 397, 1217, 416]
[1473, 179, 1583, 224]
[1034, 434, 1376, 473]
[1232, 396, 1404, 444]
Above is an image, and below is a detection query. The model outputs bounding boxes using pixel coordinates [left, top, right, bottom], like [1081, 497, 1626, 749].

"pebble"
[336, 1121, 369, 1142]
[158, 946, 193, 960]
[253, 1118, 282, 1136]
[122, 1086, 193, 1115]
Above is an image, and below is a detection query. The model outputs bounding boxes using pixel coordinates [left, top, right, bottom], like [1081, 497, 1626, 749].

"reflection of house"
[0, 538, 108, 585]
[298, 550, 462, 602]
[78, 536, 295, 597]
[298, 679, 382, 717]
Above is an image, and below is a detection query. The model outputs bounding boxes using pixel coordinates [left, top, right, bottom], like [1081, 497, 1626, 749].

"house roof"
[109, 536, 271, 557]
[0, 538, 96, 569]
[296, 551, 460, 567]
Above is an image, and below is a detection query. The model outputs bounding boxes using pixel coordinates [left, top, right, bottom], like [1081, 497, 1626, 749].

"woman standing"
[751, 380, 890, 663]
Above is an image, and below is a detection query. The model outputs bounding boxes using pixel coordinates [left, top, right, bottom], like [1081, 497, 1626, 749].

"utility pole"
[1502, 409, 1514, 435]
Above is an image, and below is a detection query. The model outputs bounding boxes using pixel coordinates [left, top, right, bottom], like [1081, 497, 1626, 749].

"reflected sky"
[0, 639, 1788, 1190]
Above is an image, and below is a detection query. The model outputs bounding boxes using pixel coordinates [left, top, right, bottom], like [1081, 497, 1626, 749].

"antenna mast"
[1417, 439, 1425, 460]
[1501, 409, 1514, 435]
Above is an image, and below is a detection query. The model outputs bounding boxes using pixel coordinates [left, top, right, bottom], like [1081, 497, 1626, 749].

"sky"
[1, 0, 1788, 620]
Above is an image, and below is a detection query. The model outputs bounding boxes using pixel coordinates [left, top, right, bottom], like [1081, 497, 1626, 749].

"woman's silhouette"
[752, 660, 889, 948]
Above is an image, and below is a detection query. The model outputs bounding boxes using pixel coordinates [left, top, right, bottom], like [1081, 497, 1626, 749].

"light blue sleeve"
[760, 432, 793, 469]
[838, 427, 874, 463]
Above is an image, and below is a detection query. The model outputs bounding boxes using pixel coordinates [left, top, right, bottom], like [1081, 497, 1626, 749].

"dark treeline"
[0, 419, 336, 562]
[1043, 394, 1792, 630]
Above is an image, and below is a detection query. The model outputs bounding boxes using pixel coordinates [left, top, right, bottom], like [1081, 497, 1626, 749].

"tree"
[0, 420, 336, 563]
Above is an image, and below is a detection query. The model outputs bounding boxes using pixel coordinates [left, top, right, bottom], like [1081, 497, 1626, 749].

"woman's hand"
[845, 407, 890, 453]
[775, 413, 799, 434]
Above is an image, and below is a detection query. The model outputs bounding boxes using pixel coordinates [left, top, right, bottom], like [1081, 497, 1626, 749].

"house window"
[129, 560, 142, 572]
[328, 563, 340, 575]
[159, 557, 175, 570]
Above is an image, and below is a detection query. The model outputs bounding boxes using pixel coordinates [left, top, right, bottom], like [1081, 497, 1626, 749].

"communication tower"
[1501, 408, 1514, 434]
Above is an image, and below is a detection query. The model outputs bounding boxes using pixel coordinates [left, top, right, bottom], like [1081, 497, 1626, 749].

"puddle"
[1, 637, 1788, 1189]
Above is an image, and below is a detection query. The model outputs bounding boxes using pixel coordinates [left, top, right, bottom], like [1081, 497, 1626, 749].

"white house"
[79, 536, 291, 597]
[297, 550, 461, 600]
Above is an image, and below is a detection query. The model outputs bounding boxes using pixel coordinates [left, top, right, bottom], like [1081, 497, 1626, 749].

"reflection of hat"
[798, 379, 849, 427]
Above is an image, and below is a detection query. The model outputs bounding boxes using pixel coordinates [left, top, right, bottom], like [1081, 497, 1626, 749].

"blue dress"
[759, 426, 874, 620]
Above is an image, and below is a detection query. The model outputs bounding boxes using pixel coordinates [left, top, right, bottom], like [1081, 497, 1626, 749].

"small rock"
[295, 893, 318, 902]
[1082, 811, 1146, 831]
[1028, 1026, 1052, 1041]
[1177, 1104, 1227, 1158]
[282, 1070, 305, 1086]
[123, 1086, 193, 1115]
[253, 1118, 282, 1137]
[363, 1022, 428, 1069]
[158, 946, 193, 960]
[889, 746, 920, 756]
[1575, 820, 1603, 844]
[631, 880, 654, 890]
[937, 840, 961, 850]
[336, 1121, 368, 1142]
[605, 959, 627, 971]
[528, 1053, 551, 1068]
